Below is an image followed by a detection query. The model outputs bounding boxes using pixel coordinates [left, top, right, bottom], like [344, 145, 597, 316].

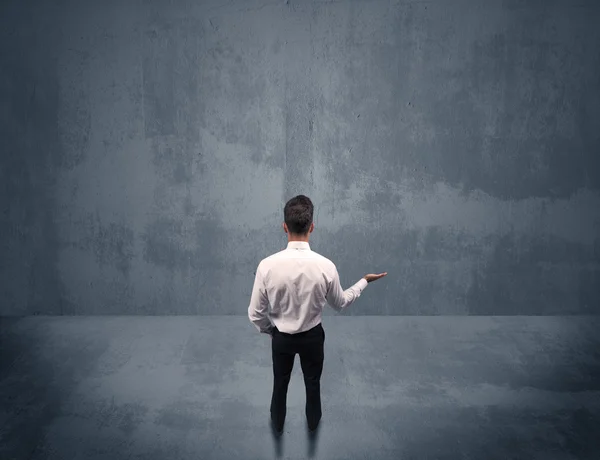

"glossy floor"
[1, 316, 599, 460]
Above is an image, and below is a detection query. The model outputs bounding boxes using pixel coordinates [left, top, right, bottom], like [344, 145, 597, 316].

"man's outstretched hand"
[363, 272, 388, 283]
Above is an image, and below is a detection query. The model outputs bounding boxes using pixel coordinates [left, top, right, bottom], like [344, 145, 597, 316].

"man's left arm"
[248, 263, 275, 336]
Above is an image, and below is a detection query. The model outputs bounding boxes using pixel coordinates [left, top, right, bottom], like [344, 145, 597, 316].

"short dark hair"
[284, 195, 314, 235]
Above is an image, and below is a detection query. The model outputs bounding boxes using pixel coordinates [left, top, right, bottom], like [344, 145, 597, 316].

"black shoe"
[270, 418, 283, 436]
[307, 421, 320, 433]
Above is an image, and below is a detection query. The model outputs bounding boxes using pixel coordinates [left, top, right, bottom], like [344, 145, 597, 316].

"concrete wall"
[1, 0, 599, 316]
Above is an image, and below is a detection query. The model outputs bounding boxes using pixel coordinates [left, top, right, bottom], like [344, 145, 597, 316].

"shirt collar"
[287, 241, 310, 251]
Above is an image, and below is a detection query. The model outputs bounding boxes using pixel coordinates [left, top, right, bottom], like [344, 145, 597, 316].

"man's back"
[257, 241, 368, 334]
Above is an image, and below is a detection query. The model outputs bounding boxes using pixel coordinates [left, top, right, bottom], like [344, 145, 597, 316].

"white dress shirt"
[248, 241, 369, 335]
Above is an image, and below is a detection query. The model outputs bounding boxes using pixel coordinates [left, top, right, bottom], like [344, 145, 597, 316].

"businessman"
[248, 195, 387, 436]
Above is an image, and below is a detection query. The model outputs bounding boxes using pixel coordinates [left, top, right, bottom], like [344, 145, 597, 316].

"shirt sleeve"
[325, 265, 368, 313]
[248, 263, 275, 334]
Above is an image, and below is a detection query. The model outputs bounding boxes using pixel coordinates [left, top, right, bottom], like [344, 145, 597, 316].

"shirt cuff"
[356, 277, 368, 290]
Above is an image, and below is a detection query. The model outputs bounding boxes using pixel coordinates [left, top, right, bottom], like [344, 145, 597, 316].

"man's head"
[283, 195, 314, 242]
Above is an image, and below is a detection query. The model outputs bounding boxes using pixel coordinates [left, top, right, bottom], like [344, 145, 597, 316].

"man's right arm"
[325, 265, 368, 313]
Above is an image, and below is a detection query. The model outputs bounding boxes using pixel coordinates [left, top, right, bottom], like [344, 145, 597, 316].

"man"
[248, 195, 387, 436]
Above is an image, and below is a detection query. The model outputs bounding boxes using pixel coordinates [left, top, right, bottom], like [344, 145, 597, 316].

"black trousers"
[270, 322, 325, 431]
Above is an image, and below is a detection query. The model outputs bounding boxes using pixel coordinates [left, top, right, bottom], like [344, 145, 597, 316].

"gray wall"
[1, 0, 599, 316]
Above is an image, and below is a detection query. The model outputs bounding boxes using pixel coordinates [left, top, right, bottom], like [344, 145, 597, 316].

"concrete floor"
[1, 316, 599, 460]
